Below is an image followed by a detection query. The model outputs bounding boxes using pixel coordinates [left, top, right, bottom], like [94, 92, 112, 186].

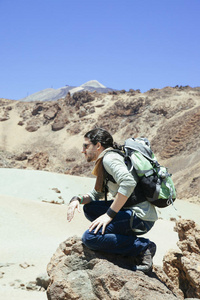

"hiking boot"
[136, 242, 156, 274]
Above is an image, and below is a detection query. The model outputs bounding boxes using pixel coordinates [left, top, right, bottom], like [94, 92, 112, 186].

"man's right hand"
[67, 197, 81, 222]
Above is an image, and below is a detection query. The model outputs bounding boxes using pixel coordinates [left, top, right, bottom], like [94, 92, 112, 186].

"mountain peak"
[81, 80, 106, 89]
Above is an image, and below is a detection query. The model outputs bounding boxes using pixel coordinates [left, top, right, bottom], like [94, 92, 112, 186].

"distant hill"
[19, 80, 116, 102]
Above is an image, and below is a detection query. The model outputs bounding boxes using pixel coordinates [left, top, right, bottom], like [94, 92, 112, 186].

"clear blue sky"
[0, 0, 200, 100]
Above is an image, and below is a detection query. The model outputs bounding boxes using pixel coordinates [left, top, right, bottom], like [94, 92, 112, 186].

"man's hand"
[89, 213, 112, 234]
[67, 199, 80, 222]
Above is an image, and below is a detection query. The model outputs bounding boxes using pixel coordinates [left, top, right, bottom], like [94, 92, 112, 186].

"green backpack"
[123, 137, 176, 208]
[104, 137, 176, 208]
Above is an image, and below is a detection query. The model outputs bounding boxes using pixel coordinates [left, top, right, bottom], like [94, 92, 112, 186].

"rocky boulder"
[46, 236, 182, 300]
[51, 111, 70, 131]
[163, 219, 200, 299]
[32, 104, 44, 116]
[25, 119, 41, 132]
[44, 104, 60, 120]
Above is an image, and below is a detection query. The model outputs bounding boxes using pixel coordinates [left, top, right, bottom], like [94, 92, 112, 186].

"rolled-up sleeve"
[87, 188, 104, 201]
[103, 152, 138, 198]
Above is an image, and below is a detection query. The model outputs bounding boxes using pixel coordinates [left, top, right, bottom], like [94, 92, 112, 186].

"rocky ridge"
[0, 85, 200, 203]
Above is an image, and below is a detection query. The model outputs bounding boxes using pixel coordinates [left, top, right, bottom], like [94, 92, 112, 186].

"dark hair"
[84, 128, 114, 149]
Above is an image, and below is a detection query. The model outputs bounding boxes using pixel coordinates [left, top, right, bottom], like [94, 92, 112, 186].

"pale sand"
[0, 168, 199, 299]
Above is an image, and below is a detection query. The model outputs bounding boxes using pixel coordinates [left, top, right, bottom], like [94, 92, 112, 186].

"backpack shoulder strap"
[103, 149, 125, 183]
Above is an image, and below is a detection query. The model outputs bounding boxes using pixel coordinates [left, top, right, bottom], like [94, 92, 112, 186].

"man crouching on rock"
[67, 128, 158, 273]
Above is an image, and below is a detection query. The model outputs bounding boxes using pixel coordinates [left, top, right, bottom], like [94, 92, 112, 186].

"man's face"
[82, 138, 99, 162]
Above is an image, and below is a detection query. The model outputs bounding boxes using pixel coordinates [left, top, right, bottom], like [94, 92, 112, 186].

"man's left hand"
[89, 213, 112, 234]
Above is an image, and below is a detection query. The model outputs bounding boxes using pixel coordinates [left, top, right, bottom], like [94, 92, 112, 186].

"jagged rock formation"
[0, 85, 200, 203]
[163, 219, 200, 299]
[46, 236, 183, 300]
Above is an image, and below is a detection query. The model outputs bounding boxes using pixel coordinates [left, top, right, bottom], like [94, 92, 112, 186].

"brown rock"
[32, 104, 43, 116]
[78, 106, 87, 117]
[51, 122, 65, 131]
[0, 115, 9, 121]
[19, 262, 30, 269]
[44, 104, 60, 120]
[51, 114, 69, 131]
[163, 219, 200, 299]
[15, 153, 28, 161]
[27, 152, 49, 170]
[18, 120, 24, 126]
[25, 119, 41, 132]
[52, 188, 61, 193]
[46, 236, 182, 300]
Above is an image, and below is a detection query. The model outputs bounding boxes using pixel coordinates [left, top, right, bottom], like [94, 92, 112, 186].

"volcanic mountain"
[19, 80, 115, 102]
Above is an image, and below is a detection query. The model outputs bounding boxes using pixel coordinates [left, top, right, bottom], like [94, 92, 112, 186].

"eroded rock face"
[46, 236, 182, 300]
[163, 219, 200, 299]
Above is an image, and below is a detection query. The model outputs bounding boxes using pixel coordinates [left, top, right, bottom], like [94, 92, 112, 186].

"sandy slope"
[0, 169, 93, 299]
[0, 195, 90, 300]
[0, 169, 200, 300]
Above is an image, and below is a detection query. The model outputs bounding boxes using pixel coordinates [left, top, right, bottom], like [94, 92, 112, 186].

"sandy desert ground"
[0, 168, 200, 300]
